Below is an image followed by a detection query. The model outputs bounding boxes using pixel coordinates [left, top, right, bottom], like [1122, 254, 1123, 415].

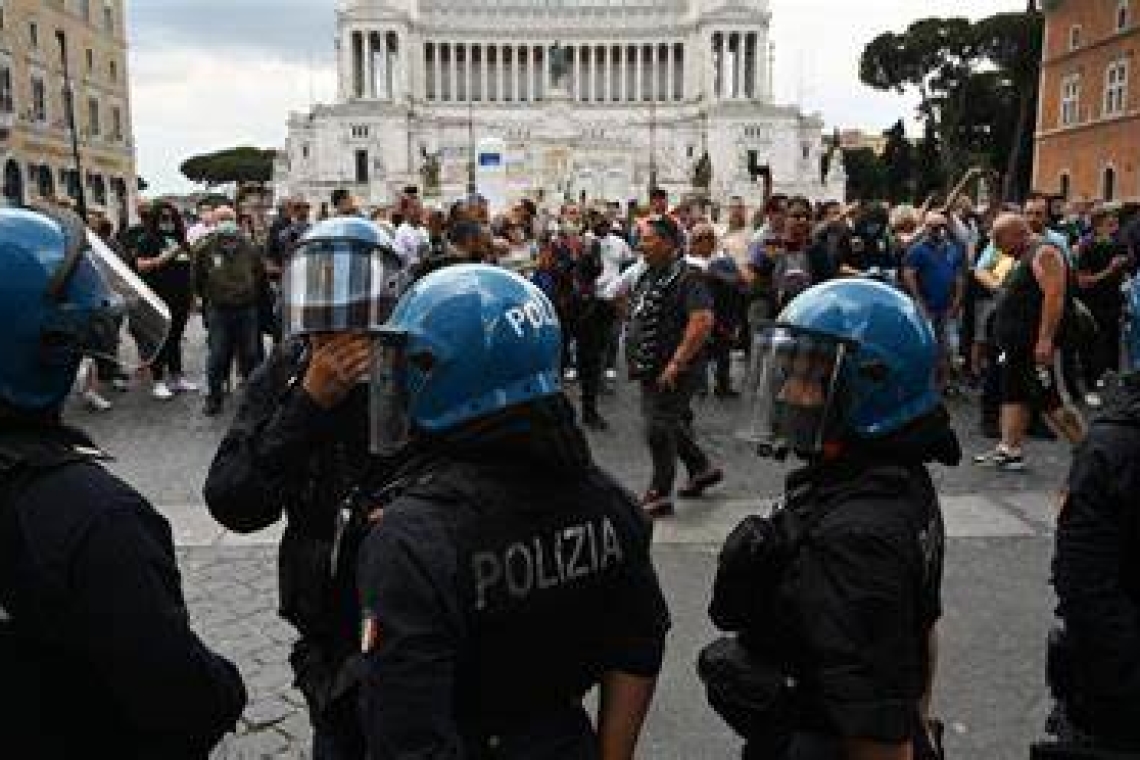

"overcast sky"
[128, 0, 1028, 194]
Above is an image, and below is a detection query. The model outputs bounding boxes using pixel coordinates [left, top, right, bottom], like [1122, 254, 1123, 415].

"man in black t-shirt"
[625, 215, 722, 517]
[1076, 208, 1131, 399]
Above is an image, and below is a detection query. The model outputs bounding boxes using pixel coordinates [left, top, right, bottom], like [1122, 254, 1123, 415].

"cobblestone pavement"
[66, 322, 1075, 758]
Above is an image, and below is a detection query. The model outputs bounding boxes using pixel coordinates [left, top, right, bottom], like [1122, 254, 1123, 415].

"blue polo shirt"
[904, 238, 965, 316]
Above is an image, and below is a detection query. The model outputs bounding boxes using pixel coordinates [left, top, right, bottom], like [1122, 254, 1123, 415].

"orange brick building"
[1034, 0, 1139, 203]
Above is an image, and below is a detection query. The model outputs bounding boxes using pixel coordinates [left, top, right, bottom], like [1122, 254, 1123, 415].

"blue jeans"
[205, 305, 260, 400]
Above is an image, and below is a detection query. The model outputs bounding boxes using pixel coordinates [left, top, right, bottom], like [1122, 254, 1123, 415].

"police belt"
[462, 703, 594, 758]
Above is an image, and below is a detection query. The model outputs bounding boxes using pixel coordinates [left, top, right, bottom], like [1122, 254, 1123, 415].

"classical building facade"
[274, 0, 844, 210]
[1034, 0, 1138, 203]
[0, 0, 137, 223]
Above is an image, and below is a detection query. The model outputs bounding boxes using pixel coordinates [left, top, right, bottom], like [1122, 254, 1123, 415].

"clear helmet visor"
[738, 325, 850, 459]
[281, 239, 407, 338]
[68, 232, 172, 370]
[368, 329, 413, 456]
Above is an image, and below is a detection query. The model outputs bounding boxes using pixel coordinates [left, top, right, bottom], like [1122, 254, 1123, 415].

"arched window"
[1103, 166, 1116, 202]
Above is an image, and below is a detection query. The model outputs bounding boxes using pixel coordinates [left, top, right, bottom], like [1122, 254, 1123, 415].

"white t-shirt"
[187, 222, 215, 246]
[393, 222, 430, 266]
[597, 233, 634, 298]
[720, 227, 753, 272]
[606, 257, 648, 300]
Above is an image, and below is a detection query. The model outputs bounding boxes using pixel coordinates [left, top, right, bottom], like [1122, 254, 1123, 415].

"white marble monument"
[273, 0, 845, 211]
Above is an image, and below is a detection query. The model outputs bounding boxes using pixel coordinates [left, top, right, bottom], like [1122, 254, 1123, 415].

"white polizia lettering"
[472, 517, 625, 611]
[504, 297, 558, 338]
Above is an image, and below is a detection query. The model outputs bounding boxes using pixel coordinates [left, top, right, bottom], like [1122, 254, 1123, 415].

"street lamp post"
[648, 96, 658, 200]
[56, 30, 87, 219]
[466, 98, 477, 196]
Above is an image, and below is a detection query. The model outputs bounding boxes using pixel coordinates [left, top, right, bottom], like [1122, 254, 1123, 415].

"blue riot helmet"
[0, 206, 171, 413]
[740, 278, 939, 459]
[281, 216, 406, 338]
[370, 264, 562, 454]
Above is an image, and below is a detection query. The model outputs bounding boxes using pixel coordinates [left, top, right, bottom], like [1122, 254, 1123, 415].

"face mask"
[561, 221, 581, 236]
[160, 222, 176, 234]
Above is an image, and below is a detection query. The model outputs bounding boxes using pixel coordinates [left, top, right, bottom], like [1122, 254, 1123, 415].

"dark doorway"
[36, 165, 54, 199]
[3, 159, 23, 206]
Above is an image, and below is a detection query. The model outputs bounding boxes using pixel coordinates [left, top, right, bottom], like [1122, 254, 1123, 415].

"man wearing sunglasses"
[626, 214, 723, 516]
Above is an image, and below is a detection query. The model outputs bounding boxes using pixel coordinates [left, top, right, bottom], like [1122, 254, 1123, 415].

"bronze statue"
[420, 151, 441, 194]
[550, 41, 570, 88]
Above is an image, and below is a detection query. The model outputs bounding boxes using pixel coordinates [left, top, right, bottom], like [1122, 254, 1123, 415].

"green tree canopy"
[859, 7, 1042, 201]
[179, 146, 276, 188]
[842, 148, 886, 201]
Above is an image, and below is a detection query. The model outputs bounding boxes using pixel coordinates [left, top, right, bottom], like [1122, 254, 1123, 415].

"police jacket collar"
[787, 409, 960, 493]
[0, 420, 109, 465]
[433, 394, 592, 475]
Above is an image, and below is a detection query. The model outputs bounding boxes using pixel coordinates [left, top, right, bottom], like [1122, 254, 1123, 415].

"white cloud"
[130, 0, 1030, 194]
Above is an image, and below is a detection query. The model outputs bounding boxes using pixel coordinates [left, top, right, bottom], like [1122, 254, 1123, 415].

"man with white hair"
[187, 202, 216, 245]
[192, 206, 265, 416]
[974, 213, 1085, 471]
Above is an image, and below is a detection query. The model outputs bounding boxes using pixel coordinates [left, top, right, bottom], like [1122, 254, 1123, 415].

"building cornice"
[1035, 108, 1140, 139]
[1042, 27, 1139, 67]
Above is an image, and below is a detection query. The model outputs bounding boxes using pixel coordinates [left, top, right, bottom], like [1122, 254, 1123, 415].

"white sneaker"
[111, 376, 131, 392]
[152, 381, 174, 401]
[168, 376, 200, 394]
[605, 368, 617, 381]
[564, 368, 578, 382]
[1085, 392, 1103, 409]
[82, 390, 112, 412]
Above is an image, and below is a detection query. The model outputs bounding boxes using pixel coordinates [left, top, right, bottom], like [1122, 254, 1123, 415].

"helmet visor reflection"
[78, 232, 172, 370]
[369, 328, 413, 456]
[282, 239, 406, 337]
[738, 325, 849, 458]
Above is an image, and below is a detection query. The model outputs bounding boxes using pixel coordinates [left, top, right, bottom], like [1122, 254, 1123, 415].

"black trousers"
[146, 288, 192, 381]
[711, 336, 735, 392]
[574, 300, 615, 417]
[205, 305, 261, 400]
[640, 369, 711, 495]
[1084, 307, 1122, 389]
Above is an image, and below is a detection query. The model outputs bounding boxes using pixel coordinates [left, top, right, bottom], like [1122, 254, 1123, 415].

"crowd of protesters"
[69, 179, 1140, 478]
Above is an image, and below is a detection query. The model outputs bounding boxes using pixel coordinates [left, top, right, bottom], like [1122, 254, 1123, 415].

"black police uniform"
[709, 421, 953, 760]
[204, 338, 394, 758]
[0, 421, 246, 759]
[357, 398, 671, 758]
[1051, 374, 1140, 751]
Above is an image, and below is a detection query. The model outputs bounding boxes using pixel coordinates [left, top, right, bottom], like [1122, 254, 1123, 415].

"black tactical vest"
[400, 459, 658, 751]
[626, 258, 688, 380]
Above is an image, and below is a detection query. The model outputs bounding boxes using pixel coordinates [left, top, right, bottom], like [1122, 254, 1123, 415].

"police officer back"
[356, 264, 671, 758]
[1042, 370, 1140, 754]
[204, 215, 406, 759]
[0, 207, 246, 758]
[704, 278, 958, 759]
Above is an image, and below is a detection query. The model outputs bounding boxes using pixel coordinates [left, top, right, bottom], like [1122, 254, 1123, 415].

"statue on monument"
[691, 151, 713, 192]
[420, 150, 441, 196]
[550, 41, 570, 89]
